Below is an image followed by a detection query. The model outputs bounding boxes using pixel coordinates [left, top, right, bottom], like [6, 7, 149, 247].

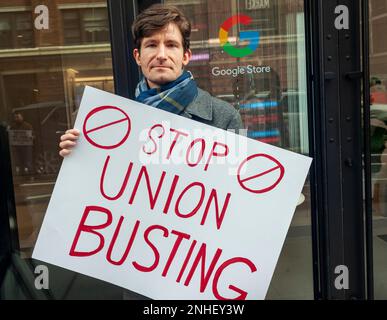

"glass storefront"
[0, 0, 123, 299]
[165, 0, 312, 299]
[9, 0, 387, 301]
[369, 0, 387, 300]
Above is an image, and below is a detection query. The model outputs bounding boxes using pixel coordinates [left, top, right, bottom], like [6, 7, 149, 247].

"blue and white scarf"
[135, 70, 198, 115]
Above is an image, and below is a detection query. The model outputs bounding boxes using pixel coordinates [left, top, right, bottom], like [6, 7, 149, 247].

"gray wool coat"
[182, 88, 244, 132]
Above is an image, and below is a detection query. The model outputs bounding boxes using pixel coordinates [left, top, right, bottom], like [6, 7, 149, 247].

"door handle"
[325, 72, 336, 80]
[345, 71, 363, 79]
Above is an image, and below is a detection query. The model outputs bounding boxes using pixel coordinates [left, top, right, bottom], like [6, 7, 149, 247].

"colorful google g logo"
[219, 15, 260, 58]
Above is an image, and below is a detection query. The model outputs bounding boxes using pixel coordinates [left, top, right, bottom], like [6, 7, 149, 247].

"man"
[59, 4, 243, 156]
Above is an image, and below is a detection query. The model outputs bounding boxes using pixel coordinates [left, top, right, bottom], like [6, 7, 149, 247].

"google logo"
[219, 15, 260, 58]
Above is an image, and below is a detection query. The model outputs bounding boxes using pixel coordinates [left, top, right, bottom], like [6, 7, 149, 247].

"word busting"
[70, 206, 256, 300]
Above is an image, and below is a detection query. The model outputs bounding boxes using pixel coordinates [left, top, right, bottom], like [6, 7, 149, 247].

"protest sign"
[33, 86, 312, 300]
[8, 129, 33, 146]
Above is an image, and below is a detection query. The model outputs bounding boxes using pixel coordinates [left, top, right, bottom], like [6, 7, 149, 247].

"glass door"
[369, 0, 387, 300]
[164, 0, 313, 299]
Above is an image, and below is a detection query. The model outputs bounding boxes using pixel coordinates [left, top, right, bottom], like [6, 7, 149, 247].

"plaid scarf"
[135, 70, 198, 115]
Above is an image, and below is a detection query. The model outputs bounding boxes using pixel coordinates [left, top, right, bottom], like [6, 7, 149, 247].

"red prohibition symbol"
[83, 106, 131, 150]
[237, 154, 285, 194]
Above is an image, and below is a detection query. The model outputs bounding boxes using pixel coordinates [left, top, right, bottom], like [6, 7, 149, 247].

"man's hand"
[59, 129, 80, 157]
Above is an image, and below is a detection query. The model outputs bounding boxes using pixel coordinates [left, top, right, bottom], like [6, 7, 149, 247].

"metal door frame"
[306, 0, 370, 299]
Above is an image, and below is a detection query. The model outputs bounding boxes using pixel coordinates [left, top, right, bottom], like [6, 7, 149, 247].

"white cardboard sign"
[33, 86, 312, 300]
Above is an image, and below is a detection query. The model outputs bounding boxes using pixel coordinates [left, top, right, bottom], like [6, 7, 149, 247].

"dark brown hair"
[132, 4, 191, 52]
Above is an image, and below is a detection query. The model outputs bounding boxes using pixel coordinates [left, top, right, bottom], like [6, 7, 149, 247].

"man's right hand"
[59, 129, 80, 157]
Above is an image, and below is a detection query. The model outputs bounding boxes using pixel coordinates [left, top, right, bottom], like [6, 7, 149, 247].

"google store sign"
[212, 14, 271, 78]
[212, 65, 271, 78]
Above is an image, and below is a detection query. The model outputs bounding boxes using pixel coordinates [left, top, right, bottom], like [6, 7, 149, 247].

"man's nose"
[156, 45, 167, 60]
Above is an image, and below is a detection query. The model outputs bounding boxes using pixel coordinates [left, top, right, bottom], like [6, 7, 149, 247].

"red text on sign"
[69, 205, 257, 300]
[143, 124, 229, 172]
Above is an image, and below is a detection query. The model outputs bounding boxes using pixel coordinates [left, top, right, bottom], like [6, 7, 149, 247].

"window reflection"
[370, 0, 387, 300]
[62, 8, 110, 45]
[0, 0, 114, 259]
[0, 12, 34, 49]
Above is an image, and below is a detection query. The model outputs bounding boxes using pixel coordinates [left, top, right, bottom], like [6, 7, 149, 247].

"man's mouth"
[152, 66, 171, 69]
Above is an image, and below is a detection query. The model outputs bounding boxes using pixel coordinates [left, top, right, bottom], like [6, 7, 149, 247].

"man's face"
[14, 113, 23, 123]
[133, 23, 191, 88]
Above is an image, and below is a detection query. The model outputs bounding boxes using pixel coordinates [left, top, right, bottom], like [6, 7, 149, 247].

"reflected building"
[0, 0, 113, 173]
[0, 0, 114, 252]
